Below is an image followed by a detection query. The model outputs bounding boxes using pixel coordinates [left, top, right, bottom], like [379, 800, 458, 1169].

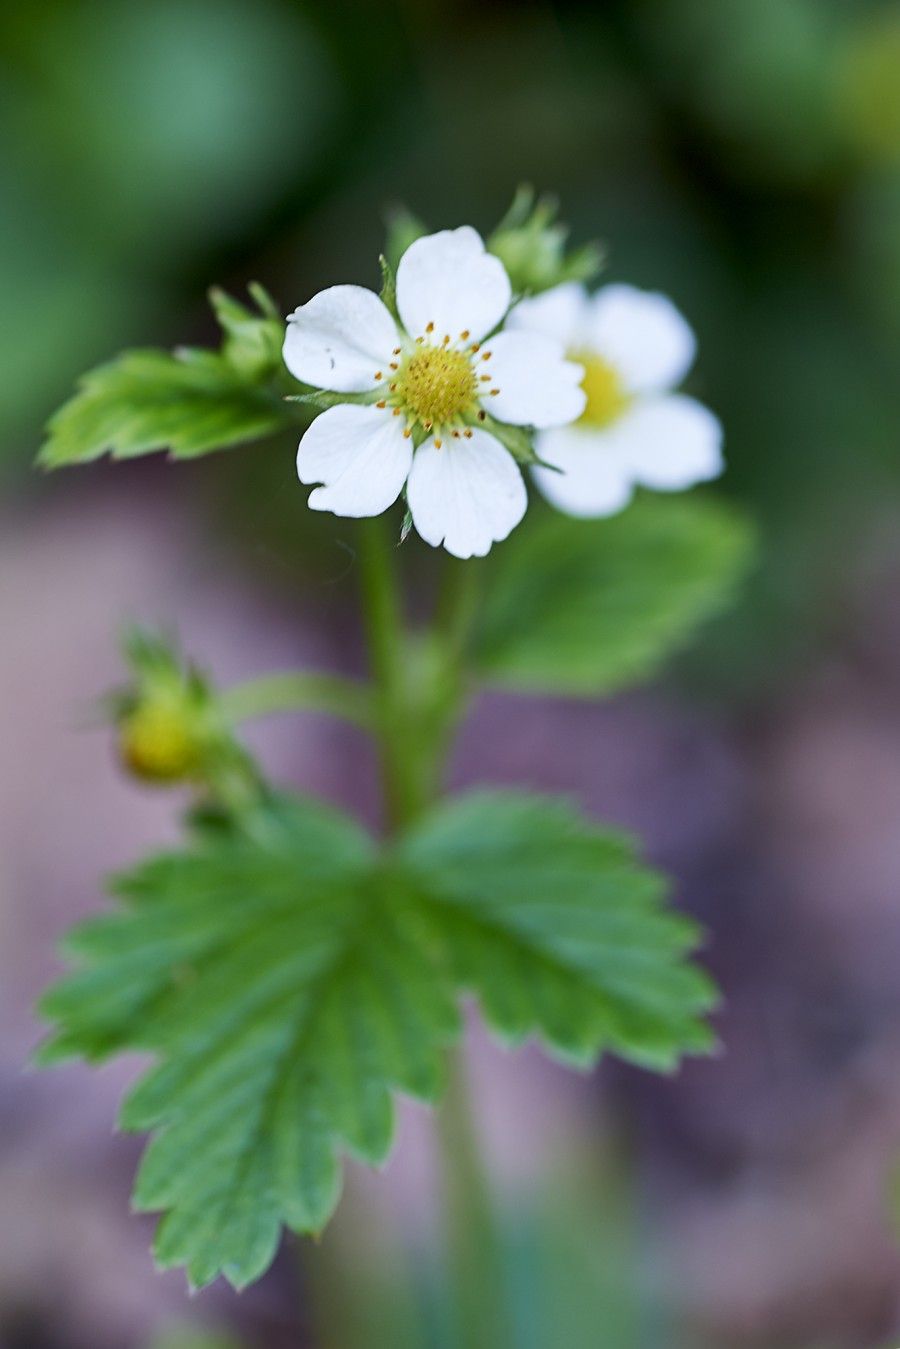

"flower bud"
[111, 628, 229, 789]
[488, 187, 603, 296]
[118, 695, 202, 783]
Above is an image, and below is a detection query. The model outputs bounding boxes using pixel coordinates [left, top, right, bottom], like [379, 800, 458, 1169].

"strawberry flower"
[509, 282, 724, 517]
[283, 227, 585, 558]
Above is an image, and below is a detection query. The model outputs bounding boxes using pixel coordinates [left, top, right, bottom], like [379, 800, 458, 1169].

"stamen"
[425, 321, 434, 333]
[477, 410, 486, 421]
[376, 400, 386, 409]
[490, 388, 500, 395]
[392, 347, 401, 356]
[452, 430, 461, 438]
[442, 334, 450, 346]
[389, 362, 399, 371]
[480, 375, 491, 382]
[392, 408, 402, 416]
[470, 342, 481, 353]
[375, 371, 383, 380]
[459, 329, 470, 340]
[463, 429, 473, 438]
[481, 351, 491, 361]
[403, 427, 412, 438]
[388, 344, 478, 432]
[434, 437, 443, 448]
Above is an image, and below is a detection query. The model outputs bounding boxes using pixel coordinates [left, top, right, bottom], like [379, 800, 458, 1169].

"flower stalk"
[221, 670, 375, 730]
[359, 519, 511, 1345]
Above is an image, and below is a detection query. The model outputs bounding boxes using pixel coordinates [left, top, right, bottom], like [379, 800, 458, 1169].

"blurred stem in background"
[220, 669, 374, 729]
[438, 1049, 513, 1349]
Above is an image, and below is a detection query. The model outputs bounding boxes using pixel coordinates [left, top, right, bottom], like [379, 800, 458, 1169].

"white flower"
[508, 282, 724, 518]
[283, 227, 585, 559]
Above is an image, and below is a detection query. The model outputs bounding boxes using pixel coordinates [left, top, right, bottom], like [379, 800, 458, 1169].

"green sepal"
[384, 206, 428, 273]
[208, 283, 284, 381]
[476, 413, 542, 466]
[378, 253, 399, 321]
[285, 388, 382, 412]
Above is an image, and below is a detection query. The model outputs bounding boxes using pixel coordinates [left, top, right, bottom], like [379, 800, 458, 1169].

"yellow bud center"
[573, 351, 630, 429]
[119, 701, 199, 783]
[395, 345, 477, 430]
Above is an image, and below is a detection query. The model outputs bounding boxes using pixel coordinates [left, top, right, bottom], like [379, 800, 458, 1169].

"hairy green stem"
[356, 518, 509, 1348]
[357, 516, 426, 831]
[221, 670, 374, 729]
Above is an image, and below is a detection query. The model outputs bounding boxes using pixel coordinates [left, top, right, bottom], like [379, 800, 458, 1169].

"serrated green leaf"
[37, 789, 715, 1288]
[38, 794, 459, 1289]
[38, 347, 293, 468]
[475, 495, 755, 696]
[399, 791, 716, 1070]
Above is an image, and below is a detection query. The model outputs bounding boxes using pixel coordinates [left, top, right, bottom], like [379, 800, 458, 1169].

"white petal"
[396, 227, 512, 344]
[485, 331, 586, 429]
[587, 285, 696, 394]
[507, 281, 590, 346]
[617, 396, 723, 491]
[283, 285, 398, 392]
[296, 404, 412, 518]
[531, 426, 634, 519]
[406, 430, 526, 559]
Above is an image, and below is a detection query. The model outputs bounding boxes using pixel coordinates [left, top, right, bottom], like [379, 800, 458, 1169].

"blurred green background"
[2, 1, 900, 1347]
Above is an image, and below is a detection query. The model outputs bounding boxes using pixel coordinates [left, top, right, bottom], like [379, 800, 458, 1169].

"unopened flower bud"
[118, 696, 201, 784]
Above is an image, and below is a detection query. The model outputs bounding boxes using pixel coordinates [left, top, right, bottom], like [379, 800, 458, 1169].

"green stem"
[438, 1050, 512, 1349]
[357, 516, 426, 831]
[356, 518, 509, 1348]
[435, 554, 480, 670]
[221, 671, 374, 729]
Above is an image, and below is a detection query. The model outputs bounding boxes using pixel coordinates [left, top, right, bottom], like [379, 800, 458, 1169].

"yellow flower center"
[573, 351, 630, 429]
[393, 344, 478, 432]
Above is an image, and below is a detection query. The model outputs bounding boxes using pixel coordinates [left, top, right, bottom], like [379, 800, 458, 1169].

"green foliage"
[37, 789, 714, 1289]
[401, 792, 716, 1069]
[474, 494, 755, 697]
[38, 287, 294, 468]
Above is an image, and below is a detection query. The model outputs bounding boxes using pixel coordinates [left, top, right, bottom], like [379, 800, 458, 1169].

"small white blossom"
[283, 227, 585, 558]
[509, 282, 723, 518]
